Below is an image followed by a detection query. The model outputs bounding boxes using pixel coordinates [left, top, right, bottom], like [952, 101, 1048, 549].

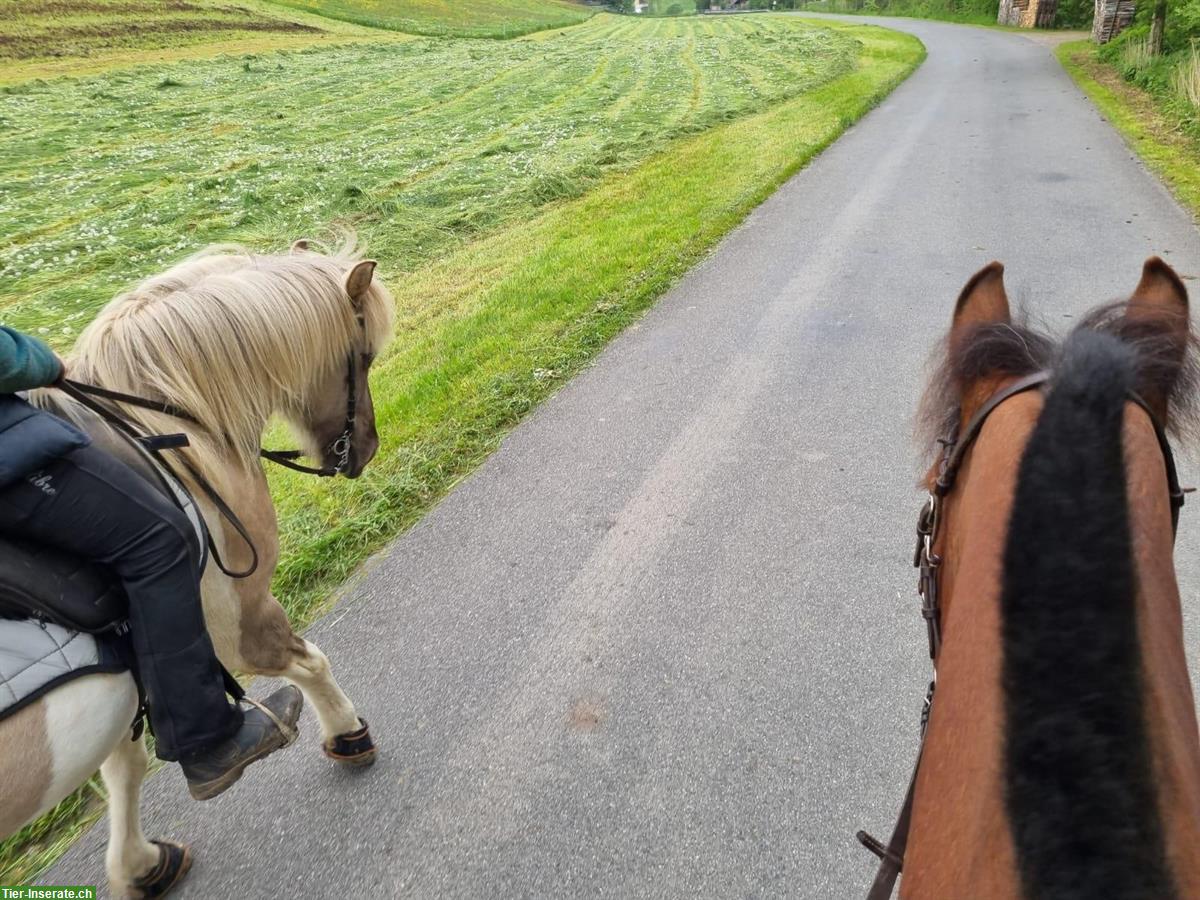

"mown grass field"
[0, 0, 391, 83]
[268, 0, 594, 37]
[0, 6, 923, 884]
[0, 16, 861, 349]
[0, 0, 318, 60]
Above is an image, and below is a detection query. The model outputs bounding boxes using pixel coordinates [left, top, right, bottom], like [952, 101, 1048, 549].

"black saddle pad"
[0, 535, 128, 633]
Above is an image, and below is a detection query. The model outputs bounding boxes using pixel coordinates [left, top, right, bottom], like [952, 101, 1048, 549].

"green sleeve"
[0, 327, 63, 393]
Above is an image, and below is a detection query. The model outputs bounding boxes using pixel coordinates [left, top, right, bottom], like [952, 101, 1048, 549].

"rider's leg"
[0, 442, 239, 759]
[0, 442, 303, 798]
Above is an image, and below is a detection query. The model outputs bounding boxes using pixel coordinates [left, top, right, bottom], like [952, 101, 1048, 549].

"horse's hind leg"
[101, 733, 191, 897]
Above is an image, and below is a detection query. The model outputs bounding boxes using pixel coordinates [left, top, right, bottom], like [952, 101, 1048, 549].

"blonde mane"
[62, 239, 395, 472]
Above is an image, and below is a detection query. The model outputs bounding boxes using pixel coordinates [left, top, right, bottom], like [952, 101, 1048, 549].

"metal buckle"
[920, 678, 935, 737]
[915, 492, 942, 660]
[330, 432, 352, 472]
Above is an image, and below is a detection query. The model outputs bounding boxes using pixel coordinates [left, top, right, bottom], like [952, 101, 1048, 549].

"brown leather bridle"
[857, 369, 1186, 900]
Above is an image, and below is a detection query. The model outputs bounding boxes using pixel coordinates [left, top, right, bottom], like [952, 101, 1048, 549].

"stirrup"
[240, 695, 299, 745]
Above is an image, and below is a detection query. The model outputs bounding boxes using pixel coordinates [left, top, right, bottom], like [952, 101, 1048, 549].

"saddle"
[0, 404, 207, 635]
[0, 536, 131, 633]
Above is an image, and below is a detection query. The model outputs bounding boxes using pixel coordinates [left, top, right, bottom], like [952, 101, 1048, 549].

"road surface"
[45, 14, 1200, 899]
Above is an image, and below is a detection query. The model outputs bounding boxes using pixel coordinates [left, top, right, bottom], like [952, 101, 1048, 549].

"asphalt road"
[45, 15, 1200, 899]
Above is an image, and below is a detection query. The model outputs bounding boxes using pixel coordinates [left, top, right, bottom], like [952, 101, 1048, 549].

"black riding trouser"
[0, 443, 242, 761]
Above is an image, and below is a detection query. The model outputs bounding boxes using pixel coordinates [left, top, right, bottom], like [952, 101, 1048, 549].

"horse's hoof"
[128, 840, 192, 899]
[323, 718, 377, 768]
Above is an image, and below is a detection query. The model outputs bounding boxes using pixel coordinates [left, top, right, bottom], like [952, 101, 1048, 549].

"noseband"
[859, 369, 1186, 900]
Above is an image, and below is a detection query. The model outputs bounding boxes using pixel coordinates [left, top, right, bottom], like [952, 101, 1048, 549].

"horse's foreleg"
[234, 589, 376, 767]
[100, 732, 191, 897]
[280, 639, 376, 767]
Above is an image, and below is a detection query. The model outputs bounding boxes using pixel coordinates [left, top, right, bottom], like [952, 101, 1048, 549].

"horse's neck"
[905, 408, 1200, 897]
[1123, 417, 1200, 896]
[902, 417, 1030, 899]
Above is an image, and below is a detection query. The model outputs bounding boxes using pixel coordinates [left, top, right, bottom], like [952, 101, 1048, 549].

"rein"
[56, 379, 261, 580]
[53, 314, 368, 578]
[857, 370, 1186, 899]
[257, 341, 356, 478]
[62, 352, 357, 479]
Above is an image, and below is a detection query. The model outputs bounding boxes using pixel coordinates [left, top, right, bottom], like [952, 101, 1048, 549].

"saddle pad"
[0, 618, 124, 723]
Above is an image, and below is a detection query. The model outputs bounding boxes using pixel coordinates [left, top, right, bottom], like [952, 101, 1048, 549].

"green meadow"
[0, 15, 863, 343]
[0, 0, 353, 63]
[0, 2, 923, 883]
[268, 0, 594, 36]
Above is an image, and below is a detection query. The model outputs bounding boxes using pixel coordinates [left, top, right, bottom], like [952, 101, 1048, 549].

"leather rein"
[857, 369, 1186, 899]
[53, 313, 369, 579]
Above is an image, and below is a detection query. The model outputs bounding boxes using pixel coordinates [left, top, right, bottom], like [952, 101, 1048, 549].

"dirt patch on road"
[1011, 28, 1089, 47]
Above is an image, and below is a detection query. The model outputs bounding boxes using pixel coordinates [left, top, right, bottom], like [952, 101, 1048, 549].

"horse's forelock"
[1082, 301, 1200, 452]
[915, 317, 1055, 469]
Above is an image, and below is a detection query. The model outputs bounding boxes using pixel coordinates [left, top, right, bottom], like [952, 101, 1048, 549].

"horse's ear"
[949, 262, 1011, 428]
[1126, 256, 1190, 424]
[290, 239, 310, 254]
[344, 259, 377, 306]
[950, 261, 1010, 349]
[1128, 256, 1188, 321]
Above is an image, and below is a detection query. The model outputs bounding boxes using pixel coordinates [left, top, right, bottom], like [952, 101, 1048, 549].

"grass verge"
[0, 18, 923, 885]
[1058, 40, 1200, 218]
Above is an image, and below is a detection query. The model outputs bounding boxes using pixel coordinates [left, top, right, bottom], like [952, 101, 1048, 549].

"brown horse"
[868, 258, 1200, 898]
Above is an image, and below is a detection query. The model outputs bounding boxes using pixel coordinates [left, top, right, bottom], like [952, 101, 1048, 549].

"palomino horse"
[0, 239, 394, 896]
[864, 258, 1200, 898]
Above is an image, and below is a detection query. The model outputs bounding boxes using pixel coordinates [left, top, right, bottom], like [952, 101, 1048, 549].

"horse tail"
[1001, 328, 1177, 900]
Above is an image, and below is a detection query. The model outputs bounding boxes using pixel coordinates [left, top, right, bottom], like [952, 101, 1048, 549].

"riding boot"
[180, 685, 303, 801]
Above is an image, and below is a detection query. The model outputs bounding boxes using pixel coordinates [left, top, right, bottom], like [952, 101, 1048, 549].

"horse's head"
[67, 237, 396, 480]
[901, 258, 1200, 898]
[287, 241, 385, 478]
[916, 255, 1195, 630]
[926, 257, 1191, 475]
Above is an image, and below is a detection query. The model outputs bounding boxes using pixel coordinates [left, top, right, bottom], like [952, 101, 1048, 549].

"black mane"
[1001, 329, 1178, 899]
[917, 300, 1200, 898]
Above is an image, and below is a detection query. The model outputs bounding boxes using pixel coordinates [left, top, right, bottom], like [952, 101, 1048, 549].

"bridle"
[67, 309, 370, 479]
[55, 310, 372, 579]
[260, 312, 368, 477]
[857, 369, 1186, 900]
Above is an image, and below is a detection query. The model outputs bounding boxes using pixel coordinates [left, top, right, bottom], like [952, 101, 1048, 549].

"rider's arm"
[0, 327, 63, 394]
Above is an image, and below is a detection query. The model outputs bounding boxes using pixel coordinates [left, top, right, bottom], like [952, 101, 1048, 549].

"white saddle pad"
[0, 618, 118, 722]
